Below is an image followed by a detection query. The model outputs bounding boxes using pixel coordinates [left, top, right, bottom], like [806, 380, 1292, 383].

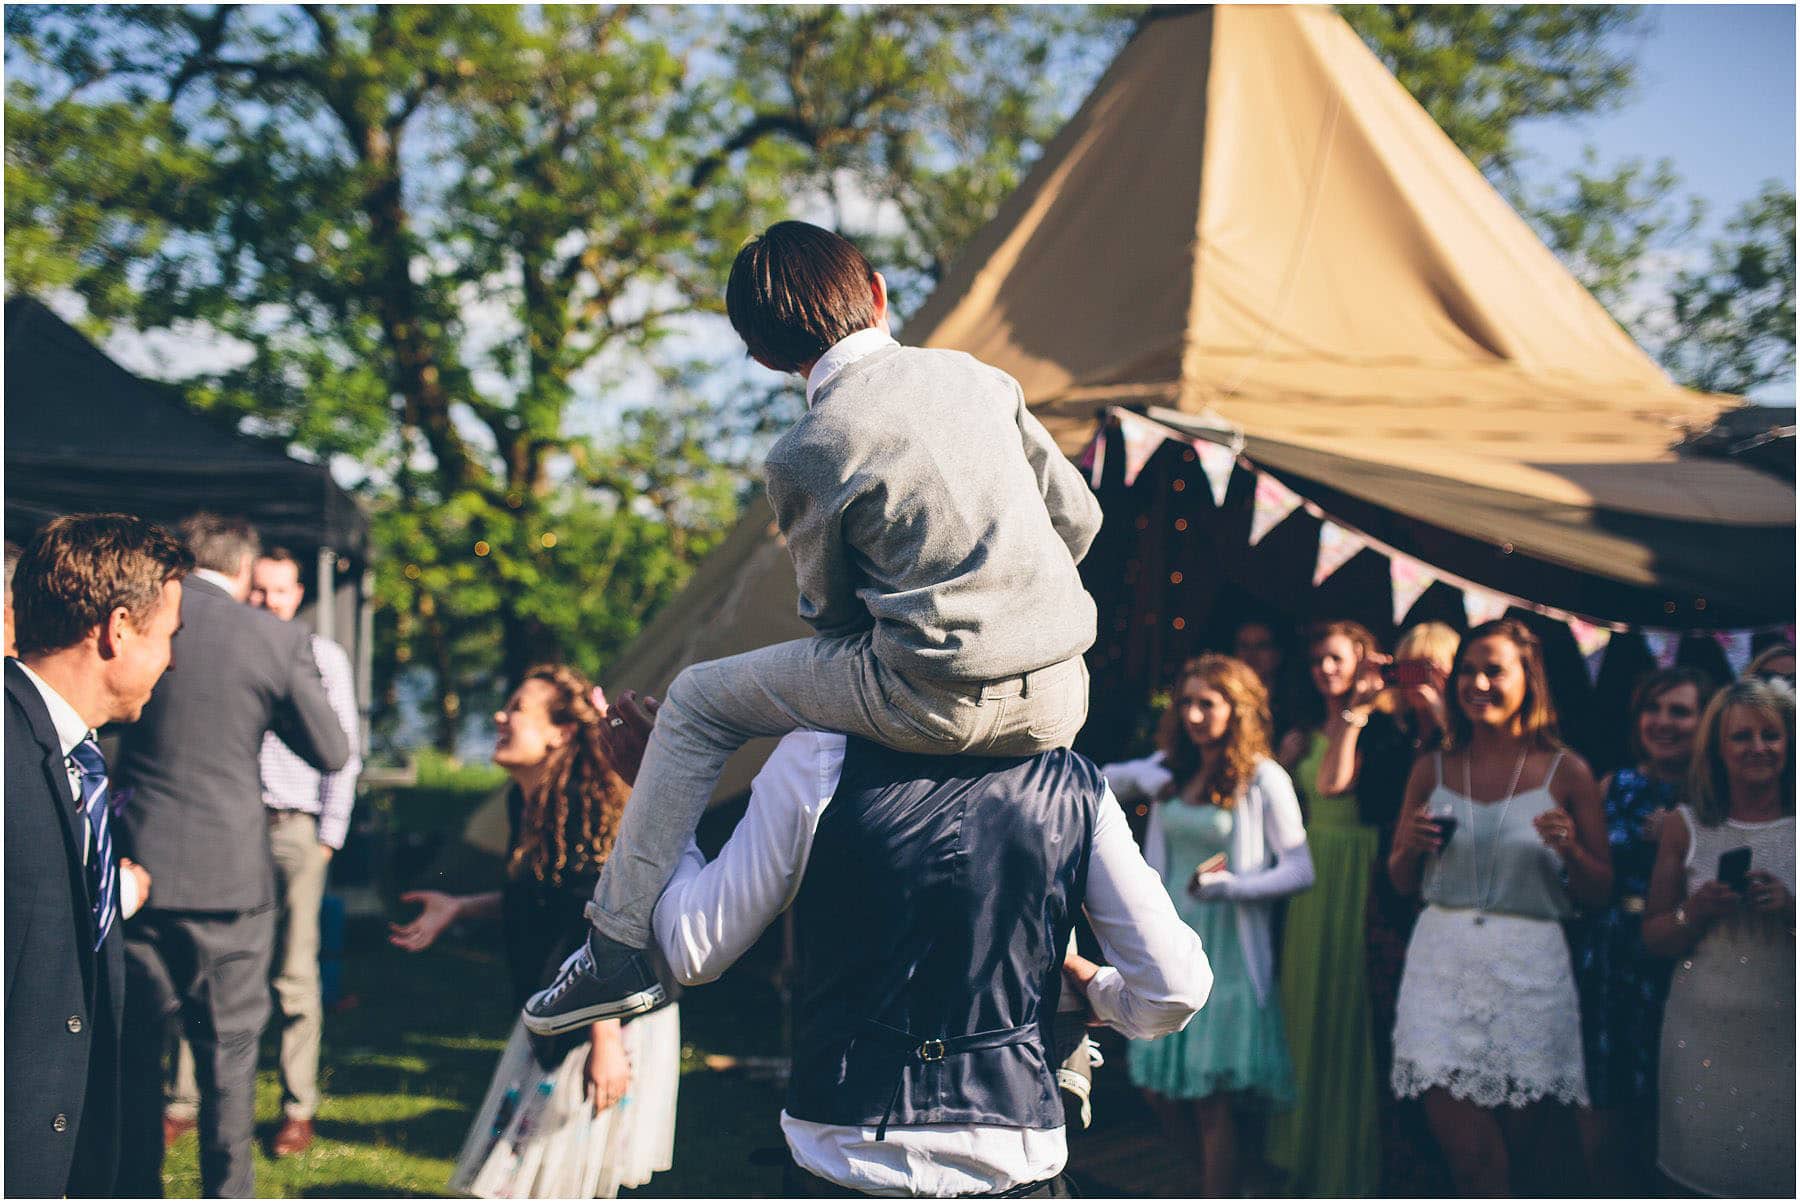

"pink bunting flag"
[1119, 413, 1165, 488]
[1083, 430, 1107, 488]
[1644, 630, 1682, 670]
[1192, 439, 1237, 509]
[1462, 586, 1512, 627]
[1312, 521, 1366, 586]
[1389, 555, 1435, 625]
[1715, 630, 1754, 675]
[1248, 472, 1303, 546]
[1566, 617, 1613, 684]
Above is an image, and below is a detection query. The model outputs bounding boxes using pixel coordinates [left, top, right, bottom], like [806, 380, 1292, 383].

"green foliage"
[4, 5, 1131, 745]
[1519, 149, 1703, 317]
[1656, 183, 1798, 396]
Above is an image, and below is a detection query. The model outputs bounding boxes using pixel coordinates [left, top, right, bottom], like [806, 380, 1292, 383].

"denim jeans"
[588, 631, 1090, 945]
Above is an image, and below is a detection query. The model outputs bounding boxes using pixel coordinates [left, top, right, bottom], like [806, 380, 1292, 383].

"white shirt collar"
[14, 660, 93, 757]
[804, 327, 897, 407]
[190, 567, 239, 597]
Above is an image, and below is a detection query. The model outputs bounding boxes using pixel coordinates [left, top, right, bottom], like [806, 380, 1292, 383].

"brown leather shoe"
[162, 1112, 196, 1147]
[271, 1116, 315, 1158]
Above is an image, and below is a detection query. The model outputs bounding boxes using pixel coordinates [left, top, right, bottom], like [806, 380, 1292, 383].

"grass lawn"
[160, 798, 796, 1198]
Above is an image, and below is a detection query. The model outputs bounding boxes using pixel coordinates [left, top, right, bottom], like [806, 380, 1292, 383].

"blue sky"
[1515, 4, 1795, 238]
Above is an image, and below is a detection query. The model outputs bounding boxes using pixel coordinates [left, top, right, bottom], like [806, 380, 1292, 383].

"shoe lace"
[540, 946, 593, 1005]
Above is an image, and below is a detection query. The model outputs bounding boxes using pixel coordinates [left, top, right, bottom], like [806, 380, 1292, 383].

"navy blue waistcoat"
[784, 737, 1104, 1136]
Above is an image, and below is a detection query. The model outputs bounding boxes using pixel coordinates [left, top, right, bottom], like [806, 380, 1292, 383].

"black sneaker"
[522, 932, 666, 1035]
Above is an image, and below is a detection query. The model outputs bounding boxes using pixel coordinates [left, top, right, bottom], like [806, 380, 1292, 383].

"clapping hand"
[388, 890, 460, 952]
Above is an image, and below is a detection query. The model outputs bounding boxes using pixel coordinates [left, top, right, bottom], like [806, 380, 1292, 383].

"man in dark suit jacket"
[114, 514, 350, 1198]
[5, 514, 194, 1198]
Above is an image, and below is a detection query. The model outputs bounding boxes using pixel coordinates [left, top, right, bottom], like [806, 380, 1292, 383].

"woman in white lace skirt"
[1386, 620, 1611, 1195]
[390, 666, 678, 1198]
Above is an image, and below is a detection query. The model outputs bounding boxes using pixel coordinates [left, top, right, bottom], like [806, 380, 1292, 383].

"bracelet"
[1339, 708, 1369, 729]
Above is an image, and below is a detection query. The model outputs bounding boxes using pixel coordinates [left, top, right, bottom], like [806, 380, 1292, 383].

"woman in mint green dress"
[1105, 655, 1313, 1198]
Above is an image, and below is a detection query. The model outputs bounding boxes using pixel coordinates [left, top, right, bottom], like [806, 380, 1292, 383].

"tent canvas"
[606, 4, 1793, 797]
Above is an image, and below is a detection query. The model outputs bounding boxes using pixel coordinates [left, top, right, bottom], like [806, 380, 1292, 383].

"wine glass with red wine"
[1426, 796, 1458, 850]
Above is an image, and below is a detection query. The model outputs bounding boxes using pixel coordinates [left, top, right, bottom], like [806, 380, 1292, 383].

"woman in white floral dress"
[1386, 620, 1611, 1195]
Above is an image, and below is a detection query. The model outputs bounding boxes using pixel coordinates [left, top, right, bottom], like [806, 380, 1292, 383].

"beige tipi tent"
[609, 5, 1791, 798]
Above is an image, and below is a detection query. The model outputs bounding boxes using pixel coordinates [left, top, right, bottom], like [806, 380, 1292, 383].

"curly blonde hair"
[1156, 654, 1271, 809]
[507, 664, 633, 884]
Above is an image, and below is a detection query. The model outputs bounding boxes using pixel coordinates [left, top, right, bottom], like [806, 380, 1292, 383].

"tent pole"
[315, 546, 337, 643]
[358, 569, 374, 756]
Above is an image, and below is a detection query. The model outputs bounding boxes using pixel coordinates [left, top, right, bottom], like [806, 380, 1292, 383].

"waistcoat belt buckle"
[918, 1038, 946, 1062]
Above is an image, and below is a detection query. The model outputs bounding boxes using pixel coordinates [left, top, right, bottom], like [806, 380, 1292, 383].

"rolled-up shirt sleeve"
[653, 732, 843, 986]
[1078, 787, 1212, 1039]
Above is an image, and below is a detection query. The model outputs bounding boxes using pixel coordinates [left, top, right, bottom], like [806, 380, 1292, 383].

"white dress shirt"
[653, 731, 1212, 1197]
[805, 327, 897, 407]
[260, 634, 362, 848]
[14, 660, 142, 916]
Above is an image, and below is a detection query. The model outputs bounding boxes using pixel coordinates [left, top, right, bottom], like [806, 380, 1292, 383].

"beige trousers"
[167, 810, 330, 1122]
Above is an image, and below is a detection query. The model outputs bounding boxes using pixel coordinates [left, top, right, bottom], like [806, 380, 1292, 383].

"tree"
[5, 4, 1134, 746]
[1654, 183, 1797, 396]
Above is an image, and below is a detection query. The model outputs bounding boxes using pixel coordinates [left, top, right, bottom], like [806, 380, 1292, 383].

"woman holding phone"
[1387, 619, 1610, 1196]
[1568, 666, 1715, 1193]
[1103, 655, 1313, 1198]
[1644, 679, 1795, 1198]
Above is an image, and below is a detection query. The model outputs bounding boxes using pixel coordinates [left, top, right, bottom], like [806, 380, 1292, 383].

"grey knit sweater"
[763, 343, 1102, 683]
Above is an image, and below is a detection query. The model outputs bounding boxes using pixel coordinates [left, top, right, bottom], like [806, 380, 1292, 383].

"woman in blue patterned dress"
[1104, 655, 1313, 1198]
[1569, 666, 1715, 1195]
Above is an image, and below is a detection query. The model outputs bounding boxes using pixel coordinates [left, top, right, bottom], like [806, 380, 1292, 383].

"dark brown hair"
[508, 664, 633, 884]
[1626, 665, 1717, 765]
[1446, 618, 1562, 751]
[178, 512, 260, 576]
[1156, 654, 1273, 809]
[259, 546, 300, 569]
[13, 514, 194, 656]
[725, 221, 878, 373]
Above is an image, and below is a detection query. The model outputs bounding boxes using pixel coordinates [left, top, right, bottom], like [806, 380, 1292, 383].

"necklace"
[1464, 748, 1528, 926]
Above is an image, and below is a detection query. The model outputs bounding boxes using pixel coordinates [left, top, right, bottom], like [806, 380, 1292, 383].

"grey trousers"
[167, 813, 330, 1122]
[589, 631, 1090, 945]
[120, 906, 275, 1198]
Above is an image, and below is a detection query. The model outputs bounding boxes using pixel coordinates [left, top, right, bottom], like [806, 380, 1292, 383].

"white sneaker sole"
[521, 985, 666, 1035]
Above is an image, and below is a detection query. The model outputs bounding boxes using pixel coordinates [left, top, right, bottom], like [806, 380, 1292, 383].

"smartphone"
[1382, 659, 1438, 688]
[1196, 852, 1228, 876]
[1718, 846, 1753, 893]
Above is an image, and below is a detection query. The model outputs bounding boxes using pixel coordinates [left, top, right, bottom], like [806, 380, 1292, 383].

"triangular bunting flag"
[1312, 521, 1367, 586]
[1119, 413, 1165, 488]
[1715, 630, 1754, 676]
[1192, 439, 1237, 509]
[1389, 555, 1435, 625]
[1566, 617, 1613, 684]
[1462, 586, 1512, 627]
[1644, 630, 1682, 669]
[1248, 473, 1302, 546]
[1086, 430, 1107, 488]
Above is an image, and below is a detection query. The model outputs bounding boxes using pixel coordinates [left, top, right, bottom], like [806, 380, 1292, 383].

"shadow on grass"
[296, 1183, 443, 1199]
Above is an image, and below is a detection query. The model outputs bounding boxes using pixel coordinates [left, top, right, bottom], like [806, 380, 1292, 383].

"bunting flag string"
[1715, 629, 1754, 676]
[1119, 413, 1165, 488]
[1462, 585, 1513, 628]
[1248, 473, 1303, 546]
[1389, 554, 1436, 625]
[1312, 521, 1367, 587]
[1566, 618, 1614, 684]
[1192, 438, 1238, 509]
[1092, 406, 1782, 675]
[1644, 630, 1682, 670]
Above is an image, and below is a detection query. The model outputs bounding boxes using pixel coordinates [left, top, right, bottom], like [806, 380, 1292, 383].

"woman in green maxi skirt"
[1265, 622, 1382, 1197]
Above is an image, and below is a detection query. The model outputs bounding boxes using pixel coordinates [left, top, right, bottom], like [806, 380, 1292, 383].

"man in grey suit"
[114, 514, 349, 1198]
